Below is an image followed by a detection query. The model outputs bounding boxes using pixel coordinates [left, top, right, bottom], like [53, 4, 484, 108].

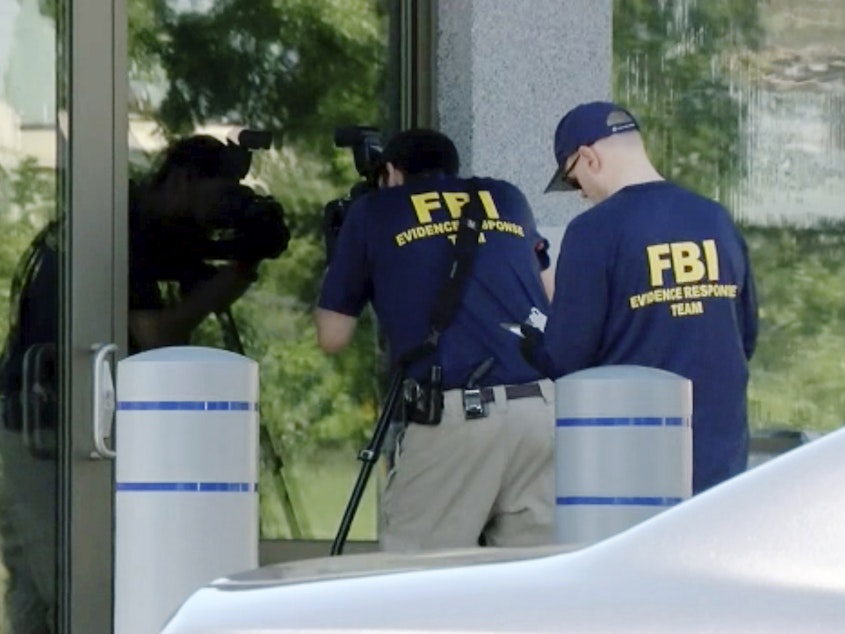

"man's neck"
[605, 163, 664, 198]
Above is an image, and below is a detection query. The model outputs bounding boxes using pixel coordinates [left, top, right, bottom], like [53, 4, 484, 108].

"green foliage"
[129, 0, 387, 148]
[613, 0, 763, 196]
[0, 158, 55, 217]
[745, 224, 845, 432]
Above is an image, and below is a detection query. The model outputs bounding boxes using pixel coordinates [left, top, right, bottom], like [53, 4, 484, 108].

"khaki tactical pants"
[380, 379, 555, 551]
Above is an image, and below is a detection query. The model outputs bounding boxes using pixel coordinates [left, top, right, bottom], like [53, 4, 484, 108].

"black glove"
[519, 323, 545, 372]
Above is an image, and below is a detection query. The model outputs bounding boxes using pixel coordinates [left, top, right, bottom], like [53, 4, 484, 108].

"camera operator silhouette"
[0, 132, 289, 633]
[129, 133, 289, 351]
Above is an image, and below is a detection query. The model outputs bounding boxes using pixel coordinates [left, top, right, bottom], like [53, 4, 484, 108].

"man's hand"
[130, 263, 258, 351]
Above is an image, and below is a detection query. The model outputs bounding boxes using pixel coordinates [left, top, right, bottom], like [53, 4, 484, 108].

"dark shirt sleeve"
[507, 184, 551, 271]
[317, 200, 372, 316]
[538, 219, 608, 378]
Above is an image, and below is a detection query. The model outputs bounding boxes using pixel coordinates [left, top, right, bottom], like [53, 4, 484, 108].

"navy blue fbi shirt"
[319, 174, 551, 390]
[540, 181, 758, 493]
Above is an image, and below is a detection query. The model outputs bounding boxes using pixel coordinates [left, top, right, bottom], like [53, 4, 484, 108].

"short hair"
[148, 135, 230, 187]
[382, 128, 460, 178]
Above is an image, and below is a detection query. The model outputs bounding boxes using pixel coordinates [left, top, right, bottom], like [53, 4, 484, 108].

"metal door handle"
[91, 342, 118, 459]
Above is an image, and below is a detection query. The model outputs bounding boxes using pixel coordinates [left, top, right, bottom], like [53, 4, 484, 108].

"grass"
[259, 446, 383, 541]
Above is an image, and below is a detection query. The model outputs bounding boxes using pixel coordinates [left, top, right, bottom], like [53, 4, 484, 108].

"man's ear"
[385, 162, 405, 187]
[580, 145, 601, 174]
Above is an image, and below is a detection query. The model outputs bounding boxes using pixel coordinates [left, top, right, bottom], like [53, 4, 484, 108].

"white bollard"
[555, 365, 692, 547]
[113, 346, 259, 634]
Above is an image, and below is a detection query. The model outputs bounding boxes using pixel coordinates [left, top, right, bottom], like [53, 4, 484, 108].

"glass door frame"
[59, 0, 127, 631]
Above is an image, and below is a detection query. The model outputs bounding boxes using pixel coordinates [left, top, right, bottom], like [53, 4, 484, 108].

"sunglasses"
[563, 154, 581, 190]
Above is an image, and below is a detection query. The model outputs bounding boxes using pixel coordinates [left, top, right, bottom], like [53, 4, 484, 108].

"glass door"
[0, 0, 125, 632]
[0, 0, 67, 631]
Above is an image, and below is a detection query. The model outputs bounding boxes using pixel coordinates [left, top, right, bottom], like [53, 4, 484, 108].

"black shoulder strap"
[399, 178, 485, 368]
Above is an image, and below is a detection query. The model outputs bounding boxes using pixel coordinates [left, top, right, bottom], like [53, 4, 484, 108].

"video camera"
[322, 126, 384, 262]
[145, 129, 291, 283]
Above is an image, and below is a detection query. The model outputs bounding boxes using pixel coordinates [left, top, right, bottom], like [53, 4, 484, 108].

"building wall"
[435, 0, 612, 253]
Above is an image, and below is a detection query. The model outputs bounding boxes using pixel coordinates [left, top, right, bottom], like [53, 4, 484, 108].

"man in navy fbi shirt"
[316, 128, 555, 551]
[527, 101, 758, 493]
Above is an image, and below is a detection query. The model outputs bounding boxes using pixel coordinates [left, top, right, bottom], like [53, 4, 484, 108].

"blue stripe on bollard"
[117, 401, 256, 411]
[199, 482, 250, 492]
[116, 482, 258, 492]
[556, 496, 683, 506]
[556, 416, 688, 427]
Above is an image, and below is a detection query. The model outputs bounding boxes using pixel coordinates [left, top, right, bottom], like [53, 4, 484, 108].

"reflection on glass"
[0, 0, 61, 631]
[128, 0, 389, 542]
[613, 0, 845, 435]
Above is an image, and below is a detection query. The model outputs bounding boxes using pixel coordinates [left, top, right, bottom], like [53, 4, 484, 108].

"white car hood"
[162, 426, 845, 633]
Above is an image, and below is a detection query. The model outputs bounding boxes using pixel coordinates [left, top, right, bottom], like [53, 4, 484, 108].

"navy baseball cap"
[544, 101, 640, 193]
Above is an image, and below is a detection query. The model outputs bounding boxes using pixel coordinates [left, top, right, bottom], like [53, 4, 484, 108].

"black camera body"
[334, 125, 384, 182]
[146, 129, 291, 282]
[322, 126, 384, 263]
[200, 183, 289, 263]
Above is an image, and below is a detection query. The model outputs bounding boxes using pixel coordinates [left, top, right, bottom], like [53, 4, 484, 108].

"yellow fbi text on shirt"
[394, 189, 526, 247]
[629, 239, 738, 317]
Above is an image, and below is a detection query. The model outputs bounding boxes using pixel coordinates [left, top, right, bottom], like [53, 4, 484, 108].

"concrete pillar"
[435, 0, 612, 251]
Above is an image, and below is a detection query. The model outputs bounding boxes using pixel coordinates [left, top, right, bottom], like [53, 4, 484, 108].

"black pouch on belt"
[402, 365, 444, 425]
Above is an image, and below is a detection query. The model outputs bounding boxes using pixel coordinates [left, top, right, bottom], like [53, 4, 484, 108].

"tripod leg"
[260, 423, 310, 538]
[215, 309, 310, 538]
[331, 368, 404, 556]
